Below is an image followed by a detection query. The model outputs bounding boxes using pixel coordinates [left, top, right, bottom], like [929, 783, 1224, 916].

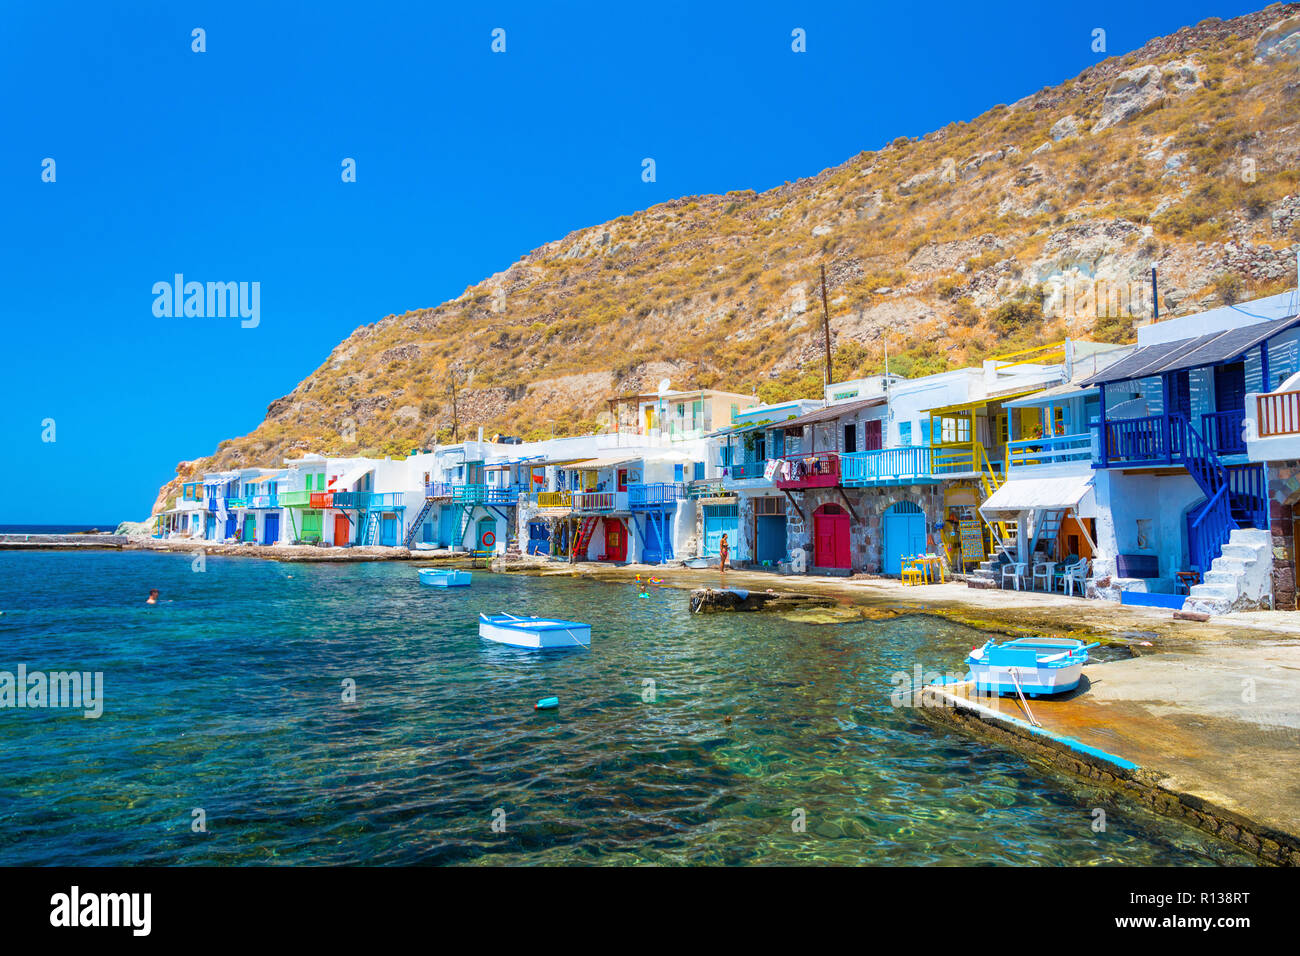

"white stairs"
[1185, 528, 1274, 615]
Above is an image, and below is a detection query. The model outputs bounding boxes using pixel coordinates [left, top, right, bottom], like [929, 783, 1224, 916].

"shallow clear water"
[0, 551, 1250, 865]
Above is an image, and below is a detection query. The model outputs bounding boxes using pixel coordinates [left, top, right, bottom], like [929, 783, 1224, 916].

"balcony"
[226, 497, 246, 509]
[686, 478, 728, 499]
[536, 490, 572, 509]
[773, 452, 840, 490]
[931, 442, 989, 476]
[727, 460, 769, 481]
[309, 492, 334, 508]
[1201, 410, 1246, 456]
[248, 494, 280, 509]
[1007, 433, 1094, 470]
[425, 482, 453, 499]
[451, 483, 487, 504]
[573, 491, 628, 512]
[628, 482, 683, 509]
[368, 492, 405, 509]
[331, 491, 371, 509]
[840, 447, 936, 486]
[278, 490, 311, 507]
[485, 485, 522, 505]
[1256, 389, 1300, 438]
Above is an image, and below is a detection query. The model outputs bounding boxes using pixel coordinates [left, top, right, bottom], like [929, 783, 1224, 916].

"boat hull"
[478, 613, 590, 650]
[965, 638, 1090, 696]
[418, 568, 472, 587]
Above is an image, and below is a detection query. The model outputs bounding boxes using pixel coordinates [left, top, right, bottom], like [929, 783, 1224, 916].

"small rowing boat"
[966, 637, 1098, 697]
[418, 568, 472, 587]
[478, 612, 590, 650]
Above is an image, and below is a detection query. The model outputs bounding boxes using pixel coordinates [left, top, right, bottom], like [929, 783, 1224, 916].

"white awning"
[979, 474, 1094, 518]
[330, 465, 373, 490]
[575, 455, 641, 470]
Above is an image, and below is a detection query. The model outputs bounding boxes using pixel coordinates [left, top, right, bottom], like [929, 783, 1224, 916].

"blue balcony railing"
[452, 484, 487, 504]
[332, 491, 371, 509]
[486, 485, 522, 504]
[727, 460, 768, 480]
[628, 482, 683, 509]
[425, 482, 452, 498]
[1007, 432, 1094, 469]
[1202, 410, 1246, 456]
[248, 494, 280, 509]
[839, 446, 935, 486]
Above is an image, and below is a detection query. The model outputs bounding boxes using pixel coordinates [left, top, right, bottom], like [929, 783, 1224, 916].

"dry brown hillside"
[154, 4, 1300, 514]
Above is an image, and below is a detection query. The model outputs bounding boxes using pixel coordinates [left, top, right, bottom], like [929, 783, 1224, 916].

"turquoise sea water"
[0, 551, 1250, 865]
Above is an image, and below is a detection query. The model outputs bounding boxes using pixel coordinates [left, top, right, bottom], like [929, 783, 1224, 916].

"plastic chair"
[1062, 559, 1089, 596]
[1001, 561, 1027, 590]
[1031, 562, 1053, 591]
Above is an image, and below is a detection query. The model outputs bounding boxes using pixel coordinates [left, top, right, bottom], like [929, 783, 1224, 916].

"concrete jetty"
[0, 533, 129, 550]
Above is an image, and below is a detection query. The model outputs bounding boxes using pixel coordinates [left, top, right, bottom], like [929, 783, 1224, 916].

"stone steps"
[1185, 527, 1274, 615]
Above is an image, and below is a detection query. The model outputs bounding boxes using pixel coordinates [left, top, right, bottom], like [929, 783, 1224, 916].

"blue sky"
[0, 1, 1263, 524]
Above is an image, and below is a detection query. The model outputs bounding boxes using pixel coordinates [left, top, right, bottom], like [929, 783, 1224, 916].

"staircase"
[1029, 509, 1066, 556]
[362, 509, 380, 545]
[570, 516, 599, 562]
[1185, 528, 1274, 614]
[403, 498, 435, 549]
[1181, 418, 1267, 576]
[457, 506, 475, 549]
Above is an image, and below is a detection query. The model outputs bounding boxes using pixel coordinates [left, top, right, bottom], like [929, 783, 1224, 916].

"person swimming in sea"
[146, 589, 159, 605]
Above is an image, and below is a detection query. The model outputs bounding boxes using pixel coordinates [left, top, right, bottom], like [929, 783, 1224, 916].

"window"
[899, 422, 913, 446]
[694, 461, 705, 480]
[843, 423, 857, 453]
[720, 445, 734, 467]
[754, 433, 766, 461]
[674, 464, 684, 482]
[921, 420, 931, 445]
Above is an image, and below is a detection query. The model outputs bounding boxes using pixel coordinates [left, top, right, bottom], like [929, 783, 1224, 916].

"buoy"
[638, 592, 649, 599]
[535, 696, 559, 710]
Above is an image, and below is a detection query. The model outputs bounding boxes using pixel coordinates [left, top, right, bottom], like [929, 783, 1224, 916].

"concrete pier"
[0, 533, 128, 550]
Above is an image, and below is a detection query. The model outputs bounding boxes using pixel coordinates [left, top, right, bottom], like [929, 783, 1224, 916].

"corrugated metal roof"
[1082, 314, 1300, 385]
[775, 396, 885, 429]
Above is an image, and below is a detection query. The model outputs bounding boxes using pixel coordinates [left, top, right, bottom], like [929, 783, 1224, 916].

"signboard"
[959, 519, 985, 562]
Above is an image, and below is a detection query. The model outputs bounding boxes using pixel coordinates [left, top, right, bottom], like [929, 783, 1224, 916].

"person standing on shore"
[719, 533, 730, 582]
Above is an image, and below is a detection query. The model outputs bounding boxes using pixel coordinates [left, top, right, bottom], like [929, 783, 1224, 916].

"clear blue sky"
[0, 1, 1262, 524]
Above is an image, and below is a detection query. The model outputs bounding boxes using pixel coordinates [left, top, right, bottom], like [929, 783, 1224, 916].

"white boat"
[418, 568, 472, 587]
[966, 637, 1098, 697]
[478, 612, 590, 650]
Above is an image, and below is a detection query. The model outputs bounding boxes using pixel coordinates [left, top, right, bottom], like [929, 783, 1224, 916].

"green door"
[242, 514, 256, 542]
[302, 510, 323, 543]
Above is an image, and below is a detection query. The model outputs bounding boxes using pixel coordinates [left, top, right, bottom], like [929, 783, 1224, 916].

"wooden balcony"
[278, 491, 311, 507]
[773, 452, 839, 490]
[839, 446, 936, 486]
[536, 490, 571, 509]
[573, 491, 627, 512]
[1257, 389, 1300, 438]
[308, 492, 333, 508]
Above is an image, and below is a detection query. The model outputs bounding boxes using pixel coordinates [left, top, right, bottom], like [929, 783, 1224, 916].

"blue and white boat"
[478, 612, 590, 650]
[418, 567, 472, 587]
[966, 637, 1098, 697]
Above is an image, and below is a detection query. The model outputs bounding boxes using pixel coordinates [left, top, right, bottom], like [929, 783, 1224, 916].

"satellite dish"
[657, 378, 671, 395]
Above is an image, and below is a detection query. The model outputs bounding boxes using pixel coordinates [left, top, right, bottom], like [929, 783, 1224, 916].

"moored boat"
[478, 612, 590, 650]
[965, 637, 1098, 697]
[418, 567, 472, 587]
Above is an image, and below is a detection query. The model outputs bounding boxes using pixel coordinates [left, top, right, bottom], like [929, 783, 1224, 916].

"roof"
[1082, 314, 1300, 385]
[979, 474, 1094, 517]
[775, 396, 884, 430]
[926, 388, 1047, 417]
[575, 455, 642, 469]
[1002, 383, 1098, 408]
[331, 464, 374, 489]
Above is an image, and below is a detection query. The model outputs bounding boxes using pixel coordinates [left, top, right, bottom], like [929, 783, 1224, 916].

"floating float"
[418, 568, 472, 587]
[535, 696, 559, 710]
[965, 637, 1098, 697]
[478, 612, 590, 650]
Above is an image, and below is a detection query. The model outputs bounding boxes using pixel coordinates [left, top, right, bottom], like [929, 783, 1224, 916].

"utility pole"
[820, 264, 834, 386]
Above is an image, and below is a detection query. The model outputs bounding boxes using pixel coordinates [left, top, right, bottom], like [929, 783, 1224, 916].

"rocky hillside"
[155, 5, 1300, 514]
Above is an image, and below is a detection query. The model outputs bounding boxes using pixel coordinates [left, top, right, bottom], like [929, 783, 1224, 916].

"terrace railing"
[839, 446, 934, 485]
[1201, 410, 1246, 456]
[486, 485, 522, 505]
[727, 460, 768, 480]
[425, 482, 453, 499]
[573, 491, 623, 512]
[628, 482, 683, 509]
[536, 490, 572, 509]
[278, 490, 311, 507]
[248, 494, 280, 509]
[1007, 432, 1094, 469]
[1257, 389, 1300, 438]
[331, 491, 371, 510]
[452, 484, 487, 504]
[773, 452, 840, 490]
[686, 478, 729, 499]
[308, 492, 333, 508]
[367, 492, 405, 509]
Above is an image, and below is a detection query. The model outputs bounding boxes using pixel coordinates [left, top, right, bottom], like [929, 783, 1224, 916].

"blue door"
[527, 520, 550, 555]
[224, 514, 236, 539]
[883, 502, 926, 575]
[381, 514, 399, 547]
[204, 514, 217, 539]
[703, 504, 739, 557]
[756, 515, 787, 564]
[475, 517, 497, 552]
[421, 518, 433, 544]
[264, 512, 281, 545]
[438, 507, 458, 547]
[642, 515, 665, 564]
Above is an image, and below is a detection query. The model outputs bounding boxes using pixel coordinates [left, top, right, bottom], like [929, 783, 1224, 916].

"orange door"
[334, 513, 351, 546]
[604, 519, 627, 562]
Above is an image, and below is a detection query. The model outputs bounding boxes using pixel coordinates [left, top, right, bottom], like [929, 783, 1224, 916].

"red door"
[617, 469, 628, 492]
[865, 420, 883, 451]
[813, 505, 851, 568]
[334, 513, 351, 546]
[604, 519, 627, 562]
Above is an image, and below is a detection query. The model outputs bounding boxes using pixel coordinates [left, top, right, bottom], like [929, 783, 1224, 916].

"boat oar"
[1038, 641, 1100, 664]
[1007, 667, 1041, 728]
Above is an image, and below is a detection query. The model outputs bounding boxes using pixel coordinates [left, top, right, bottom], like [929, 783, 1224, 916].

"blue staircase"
[1180, 417, 1266, 574]
[404, 498, 435, 548]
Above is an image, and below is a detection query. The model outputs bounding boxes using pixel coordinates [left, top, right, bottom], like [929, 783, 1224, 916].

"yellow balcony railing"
[537, 490, 571, 509]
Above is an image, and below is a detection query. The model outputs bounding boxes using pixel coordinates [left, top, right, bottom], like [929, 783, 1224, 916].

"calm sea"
[0, 550, 1250, 865]
[0, 524, 120, 534]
